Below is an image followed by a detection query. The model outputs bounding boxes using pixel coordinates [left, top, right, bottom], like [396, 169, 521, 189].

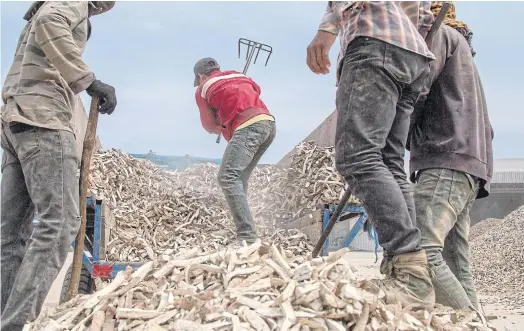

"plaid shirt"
[319, 1, 435, 82]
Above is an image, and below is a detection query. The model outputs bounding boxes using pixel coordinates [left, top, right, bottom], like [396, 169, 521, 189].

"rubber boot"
[372, 250, 435, 311]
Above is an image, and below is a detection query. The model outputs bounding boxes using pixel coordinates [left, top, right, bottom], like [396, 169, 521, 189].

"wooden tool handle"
[311, 186, 353, 258]
[425, 2, 451, 45]
[67, 96, 100, 301]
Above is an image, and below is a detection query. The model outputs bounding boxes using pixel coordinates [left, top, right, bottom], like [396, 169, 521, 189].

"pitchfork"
[215, 38, 273, 144]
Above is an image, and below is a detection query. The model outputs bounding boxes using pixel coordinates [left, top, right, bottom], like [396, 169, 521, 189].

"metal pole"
[243, 42, 257, 75]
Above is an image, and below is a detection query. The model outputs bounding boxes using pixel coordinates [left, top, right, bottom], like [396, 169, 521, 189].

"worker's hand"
[307, 30, 337, 75]
[86, 80, 117, 115]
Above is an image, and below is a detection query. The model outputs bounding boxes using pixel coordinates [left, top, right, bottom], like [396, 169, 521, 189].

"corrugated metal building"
[470, 158, 524, 225]
[325, 216, 382, 253]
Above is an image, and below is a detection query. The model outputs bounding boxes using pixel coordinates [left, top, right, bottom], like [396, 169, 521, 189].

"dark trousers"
[335, 37, 429, 256]
[1, 122, 80, 331]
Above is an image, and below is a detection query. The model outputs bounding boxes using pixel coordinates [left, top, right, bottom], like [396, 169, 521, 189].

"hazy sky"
[2, 1, 523, 164]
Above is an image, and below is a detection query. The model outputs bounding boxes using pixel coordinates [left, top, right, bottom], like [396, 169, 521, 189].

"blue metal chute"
[322, 204, 380, 262]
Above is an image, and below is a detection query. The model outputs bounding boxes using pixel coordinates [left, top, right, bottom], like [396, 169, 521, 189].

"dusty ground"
[43, 252, 524, 331]
[344, 252, 524, 331]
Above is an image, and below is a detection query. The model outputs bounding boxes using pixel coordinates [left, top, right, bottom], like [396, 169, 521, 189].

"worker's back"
[200, 70, 268, 126]
[409, 25, 493, 198]
[195, 70, 271, 141]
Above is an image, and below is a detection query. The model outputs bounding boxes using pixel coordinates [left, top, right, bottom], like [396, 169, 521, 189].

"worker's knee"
[29, 225, 69, 253]
[335, 151, 383, 179]
[217, 169, 238, 190]
[424, 248, 445, 266]
[217, 172, 225, 188]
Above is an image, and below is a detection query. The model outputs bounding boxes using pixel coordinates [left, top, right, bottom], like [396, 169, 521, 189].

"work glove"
[86, 80, 117, 115]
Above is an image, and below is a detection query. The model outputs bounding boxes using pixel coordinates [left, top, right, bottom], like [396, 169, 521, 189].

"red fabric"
[195, 70, 271, 141]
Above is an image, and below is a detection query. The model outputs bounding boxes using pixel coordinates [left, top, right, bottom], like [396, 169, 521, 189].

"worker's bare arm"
[307, 2, 358, 75]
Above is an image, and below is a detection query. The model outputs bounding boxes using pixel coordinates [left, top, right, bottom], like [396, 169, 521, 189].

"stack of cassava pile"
[249, 142, 360, 225]
[90, 150, 231, 262]
[89, 141, 357, 262]
[471, 206, 524, 309]
[26, 242, 491, 331]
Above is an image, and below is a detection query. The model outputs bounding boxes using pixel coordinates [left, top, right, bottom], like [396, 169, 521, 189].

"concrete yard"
[42, 251, 524, 330]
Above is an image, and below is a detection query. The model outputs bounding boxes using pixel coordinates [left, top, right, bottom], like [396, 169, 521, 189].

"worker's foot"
[237, 237, 258, 245]
[228, 237, 259, 251]
[369, 250, 435, 311]
[227, 240, 244, 250]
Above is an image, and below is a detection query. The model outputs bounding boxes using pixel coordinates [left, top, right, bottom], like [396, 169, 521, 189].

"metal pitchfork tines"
[238, 38, 273, 75]
[215, 38, 273, 144]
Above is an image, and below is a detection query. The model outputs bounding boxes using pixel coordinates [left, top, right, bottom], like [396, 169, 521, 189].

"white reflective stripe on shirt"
[201, 73, 247, 99]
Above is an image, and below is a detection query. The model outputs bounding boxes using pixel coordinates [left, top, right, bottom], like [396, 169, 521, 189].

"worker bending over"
[1, 2, 117, 330]
[193, 58, 276, 245]
[307, 1, 436, 309]
[408, 1, 493, 310]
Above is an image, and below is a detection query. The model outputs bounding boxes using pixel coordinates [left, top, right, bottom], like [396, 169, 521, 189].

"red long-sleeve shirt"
[195, 70, 271, 141]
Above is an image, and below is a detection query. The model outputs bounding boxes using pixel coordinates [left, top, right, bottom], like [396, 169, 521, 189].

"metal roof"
[493, 158, 524, 172]
[492, 171, 524, 184]
[492, 159, 524, 184]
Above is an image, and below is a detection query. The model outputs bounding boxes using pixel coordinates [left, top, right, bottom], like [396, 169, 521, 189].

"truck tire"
[59, 264, 94, 304]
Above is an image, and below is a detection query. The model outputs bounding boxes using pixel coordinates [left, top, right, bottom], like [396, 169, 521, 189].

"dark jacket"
[408, 25, 493, 199]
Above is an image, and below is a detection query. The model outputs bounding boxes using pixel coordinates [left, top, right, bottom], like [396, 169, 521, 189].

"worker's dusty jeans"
[335, 37, 429, 257]
[1, 122, 80, 331]
[218, 121, 276, 242]
[415, 168, 480, 309]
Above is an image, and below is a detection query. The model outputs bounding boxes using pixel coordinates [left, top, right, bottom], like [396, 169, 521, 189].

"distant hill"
[131, 154, 220, 171]
[131, 153, 273, 171]
[0, 150, 269, 181]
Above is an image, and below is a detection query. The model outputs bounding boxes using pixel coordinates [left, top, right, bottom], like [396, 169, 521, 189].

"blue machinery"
[321, 204, 380, 261]
[73, 197, 142, 279]
[76, 199, 379, 280]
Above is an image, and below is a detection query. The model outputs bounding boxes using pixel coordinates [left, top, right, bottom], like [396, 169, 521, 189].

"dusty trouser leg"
[218, 121, 276, 243]
[240, 121, 276, 196]
[381, 90, 419, 228]
[442, 196, 480, 309]
[335, 37, 427, 256]
[1, 123, 80, 331]
[415, 168, 479, 309]
[335, 37, 433, 310]
[0, 126, 35, 313]
[377, 91, 418, 270]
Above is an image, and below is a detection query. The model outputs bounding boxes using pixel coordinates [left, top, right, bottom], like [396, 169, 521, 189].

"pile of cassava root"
[471, 205, 524, 309]
[24, 142, 504, 330]
[26, 242, 491, 331]
[88, 142, 356, 262]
